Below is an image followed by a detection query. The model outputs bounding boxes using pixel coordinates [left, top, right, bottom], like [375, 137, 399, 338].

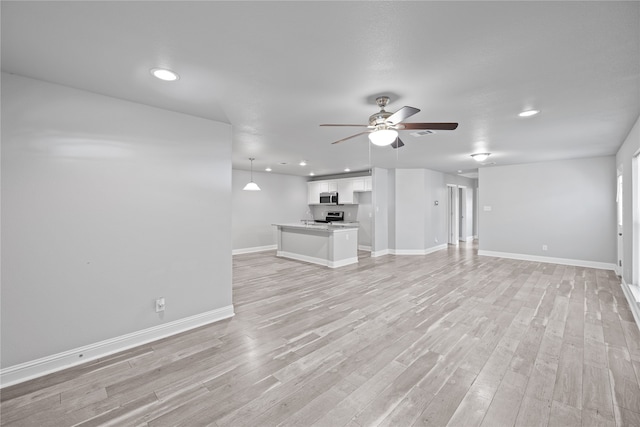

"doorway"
[459, 186, 468, 242]
[634, 152, 640, 287]
[617, 168, 623, 277]
[447, 185, 459, 245]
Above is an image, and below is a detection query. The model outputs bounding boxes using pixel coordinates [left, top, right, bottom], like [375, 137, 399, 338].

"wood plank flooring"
[3, 243, 640, 426]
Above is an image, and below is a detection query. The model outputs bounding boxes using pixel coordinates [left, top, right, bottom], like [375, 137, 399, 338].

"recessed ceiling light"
[299, 160, 307, 166]
[265, 167, 272, 172]
[344, 168, 351, 172]
[309, 172, 315, 176]
[150, 68, 179, 81]
[518, 109, 540, 117]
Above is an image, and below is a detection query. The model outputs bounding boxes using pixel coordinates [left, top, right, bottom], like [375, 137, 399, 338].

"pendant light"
[243, 158, 261, 191]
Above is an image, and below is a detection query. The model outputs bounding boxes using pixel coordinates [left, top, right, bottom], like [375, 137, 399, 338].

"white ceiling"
[2, 1, 639, 177]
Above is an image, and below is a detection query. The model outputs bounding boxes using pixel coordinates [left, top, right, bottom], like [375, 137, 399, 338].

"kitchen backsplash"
[309, 204, 359, 222]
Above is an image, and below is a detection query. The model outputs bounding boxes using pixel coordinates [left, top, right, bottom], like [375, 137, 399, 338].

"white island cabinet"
[273, 223, 358, 268]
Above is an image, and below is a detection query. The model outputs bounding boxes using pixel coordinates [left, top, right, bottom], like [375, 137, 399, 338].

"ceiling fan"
[320, 96, 458, 148]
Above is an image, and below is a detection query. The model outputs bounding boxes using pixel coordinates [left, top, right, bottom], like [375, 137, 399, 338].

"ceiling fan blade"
[331, 131, 371, 144]
[391, 137, 405, 149]
[386, 106, 420, 125]
[320, 124, 369, 127]
[398, 122, 459, 130]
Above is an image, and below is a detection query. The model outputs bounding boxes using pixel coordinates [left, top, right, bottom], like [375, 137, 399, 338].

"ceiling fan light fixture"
[368, 129, 398, 146]
[471, 153, 491, 162]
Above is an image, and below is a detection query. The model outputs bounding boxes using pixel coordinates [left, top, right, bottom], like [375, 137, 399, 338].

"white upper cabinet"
[338, 179, 355, 204]
[364, 176, 372, 191]
[307, 180, 338, 204]
[308, 176, 371, 205]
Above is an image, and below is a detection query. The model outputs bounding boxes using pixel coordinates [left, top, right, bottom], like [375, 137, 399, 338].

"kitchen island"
[273, 222, 359, 268]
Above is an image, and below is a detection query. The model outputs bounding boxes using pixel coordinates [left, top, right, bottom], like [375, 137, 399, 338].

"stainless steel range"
[315, 211, 344, 223]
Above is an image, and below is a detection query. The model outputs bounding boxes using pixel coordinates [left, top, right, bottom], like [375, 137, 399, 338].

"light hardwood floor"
[2, 243, 640, 426]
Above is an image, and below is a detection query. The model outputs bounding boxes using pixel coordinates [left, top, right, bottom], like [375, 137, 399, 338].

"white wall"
[478, 156, 616, 268]
[395, 169, 426, 250]
[372, 167, 389, 255]
[1, 73, 233, 371]
[355, 191, 373, 248]
[616, 115, 640, 285]
[426, 170, 448, 246]
[232, 170, 308, 252]
[375, 168, 476, 254]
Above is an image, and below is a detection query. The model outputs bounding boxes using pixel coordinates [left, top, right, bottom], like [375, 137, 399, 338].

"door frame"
[458, 185, 468, 242]
[447, 184, 459, 245]
[617, 165, 624, 277]
[633, 151, 640, 286]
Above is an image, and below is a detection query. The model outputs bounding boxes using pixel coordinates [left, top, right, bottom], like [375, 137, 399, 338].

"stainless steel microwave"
[319, 191, 338, 204]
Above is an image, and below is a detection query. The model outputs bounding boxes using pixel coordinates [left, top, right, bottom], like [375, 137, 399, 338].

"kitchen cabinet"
[351, 176, 372, 192]
[364, 176, 372, 191]
[308, 176, 371, 205]
[337, 179, 355, 204]
[273, 223, 359, 268]
[351, 178, 365, 192]
[307, 180, 337, 204]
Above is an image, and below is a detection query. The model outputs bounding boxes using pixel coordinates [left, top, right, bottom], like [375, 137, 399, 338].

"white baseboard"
[371, 245, 447, 257]
[620, 278, 640, 331]
[615, 263, 623, 277]
[0, 305, 235, 389]
[371, 248, 390, 258]
[358, 245, 372, 251]
[232, 245, 277, 255]
[390, 244, 448, 256]
[277, 251, 358, 268]
[277, 250, 324, 266]
[329, 257, 359, 268]
[478, 250, 616, 271]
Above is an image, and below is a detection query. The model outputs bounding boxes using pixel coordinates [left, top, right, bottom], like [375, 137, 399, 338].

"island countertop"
[272, 222, 359, 232]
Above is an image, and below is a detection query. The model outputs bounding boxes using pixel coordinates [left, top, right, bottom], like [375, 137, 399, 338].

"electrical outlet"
[435, 238, 438, 243]
[542, 245, 548, 251]
[155, 297, 165, 312]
